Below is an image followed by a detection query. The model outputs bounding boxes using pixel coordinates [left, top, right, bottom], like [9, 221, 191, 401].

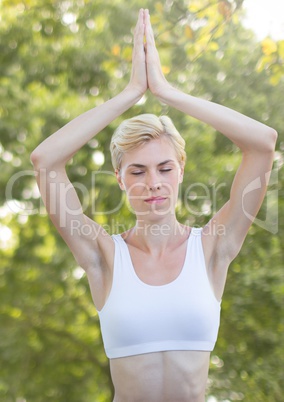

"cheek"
[169, 171, 181, 186]
[123, 178, 147, 196]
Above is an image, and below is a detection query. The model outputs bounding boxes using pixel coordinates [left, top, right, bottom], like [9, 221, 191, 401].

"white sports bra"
[97, 227, 221, 359]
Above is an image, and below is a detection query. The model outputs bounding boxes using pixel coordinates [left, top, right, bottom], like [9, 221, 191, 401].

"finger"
[133, 10, 146, 63]
[134, 9, 144, 37]
[144, 9, 155, 45]
[134, 9, 145, 47]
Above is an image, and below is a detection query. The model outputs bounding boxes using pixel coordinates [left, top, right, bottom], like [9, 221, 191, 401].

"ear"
[115, 169, 125, 190]
[179, 165, 184, 184]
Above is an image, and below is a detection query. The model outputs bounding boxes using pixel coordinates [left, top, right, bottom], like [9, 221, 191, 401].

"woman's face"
[116, 136, 184, 220]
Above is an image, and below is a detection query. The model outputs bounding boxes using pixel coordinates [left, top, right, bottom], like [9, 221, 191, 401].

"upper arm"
[201, 149, 275, 301]
[207, 149, 275, 261]
[32, 162, 111, 270]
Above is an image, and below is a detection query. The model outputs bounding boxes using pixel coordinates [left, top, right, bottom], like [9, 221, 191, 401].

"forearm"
[158, 86, 277, 153]
[31, 86, 141, 168]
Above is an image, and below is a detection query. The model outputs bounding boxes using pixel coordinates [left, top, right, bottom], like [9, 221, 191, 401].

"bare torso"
[110, 350, 210, 402]
[87, 223, 227, 402]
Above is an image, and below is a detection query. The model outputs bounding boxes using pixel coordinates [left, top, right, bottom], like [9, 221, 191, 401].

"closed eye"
[131, 168, 172, 175]
[131, 171, 144, 175]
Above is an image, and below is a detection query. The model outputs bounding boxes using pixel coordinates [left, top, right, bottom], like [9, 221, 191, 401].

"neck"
[131, 215, 186, 253]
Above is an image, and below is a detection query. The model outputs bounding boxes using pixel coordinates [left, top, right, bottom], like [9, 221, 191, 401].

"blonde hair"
[110, 114, 186, 170]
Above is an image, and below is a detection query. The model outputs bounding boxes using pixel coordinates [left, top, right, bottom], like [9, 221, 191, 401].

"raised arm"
[145, 10, 277, 262]
[31, 9, 147, 169]
[30, 9, 147, 271]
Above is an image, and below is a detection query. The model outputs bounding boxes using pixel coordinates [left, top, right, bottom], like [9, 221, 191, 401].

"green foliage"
[0, 0, 283, 401]
[257, 37, 284, 86]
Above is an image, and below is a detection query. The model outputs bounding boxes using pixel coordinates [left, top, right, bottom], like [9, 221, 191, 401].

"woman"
[31, 9, 277, 402]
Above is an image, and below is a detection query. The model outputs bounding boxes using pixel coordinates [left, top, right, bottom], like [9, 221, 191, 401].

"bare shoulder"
[79, 216, 116, 310]
[201, 219, 224, 258]
[81, 215, 115, 273]
[201, 220, 232, 301]
[31, 162, 115, 275]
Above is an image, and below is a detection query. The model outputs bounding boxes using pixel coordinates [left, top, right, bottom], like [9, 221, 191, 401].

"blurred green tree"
[0, 1, 283, 401]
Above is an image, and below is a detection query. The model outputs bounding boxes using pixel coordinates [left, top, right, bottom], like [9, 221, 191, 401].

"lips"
[144, 196, 167, 203]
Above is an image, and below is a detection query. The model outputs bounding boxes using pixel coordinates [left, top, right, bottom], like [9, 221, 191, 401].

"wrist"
[124, 84, 146, 103]
[154, 83, 177, 102]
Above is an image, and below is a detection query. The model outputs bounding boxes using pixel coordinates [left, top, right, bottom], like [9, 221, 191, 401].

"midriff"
[111, 349, 211, 402]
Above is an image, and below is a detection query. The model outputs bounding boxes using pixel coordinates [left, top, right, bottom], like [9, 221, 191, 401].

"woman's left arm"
[145, 9, 278, 260]
[161, 87, 277, 257]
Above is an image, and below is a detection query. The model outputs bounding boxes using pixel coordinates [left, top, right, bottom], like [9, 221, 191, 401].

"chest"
[127, 241, 188, 286]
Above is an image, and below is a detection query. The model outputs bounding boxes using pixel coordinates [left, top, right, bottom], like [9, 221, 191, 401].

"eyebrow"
[126, 159, 175, 169]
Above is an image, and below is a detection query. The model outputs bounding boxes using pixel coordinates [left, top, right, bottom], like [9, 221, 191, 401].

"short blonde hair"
[110, 114, 186, 170]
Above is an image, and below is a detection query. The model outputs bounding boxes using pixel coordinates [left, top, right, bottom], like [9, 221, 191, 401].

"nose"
[145, 169, 161, 191]
[146, 172, 161, 191]
[148, 183, 161, 191]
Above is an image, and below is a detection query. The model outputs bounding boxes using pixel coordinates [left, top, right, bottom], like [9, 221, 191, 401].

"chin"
[135, 209, 176, 222]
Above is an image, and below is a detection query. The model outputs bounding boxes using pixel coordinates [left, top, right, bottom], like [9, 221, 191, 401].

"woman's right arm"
[30, 9, 147, 271]
[30, 88, 143, 168]
[31, 7, 147, 168]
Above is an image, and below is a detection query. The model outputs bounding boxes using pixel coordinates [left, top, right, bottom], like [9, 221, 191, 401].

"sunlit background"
[244, 0, 284, 39]
[0, 1, 283, 401]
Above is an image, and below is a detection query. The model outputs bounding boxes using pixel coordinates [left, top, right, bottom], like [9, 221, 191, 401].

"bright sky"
[243, 0, 284, 40]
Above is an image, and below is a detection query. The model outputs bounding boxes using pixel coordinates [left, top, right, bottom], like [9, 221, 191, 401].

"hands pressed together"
[128, 8, 171, 99]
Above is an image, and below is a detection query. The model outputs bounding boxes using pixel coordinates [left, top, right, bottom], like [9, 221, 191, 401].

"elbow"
[30, 149, 44, 170]
[30, 149, 39, 168]
[30, 148, 49, 170]
[254, 127, 278, 154]
[266, 128, 278, 153]
[30, 149, 65, 171]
